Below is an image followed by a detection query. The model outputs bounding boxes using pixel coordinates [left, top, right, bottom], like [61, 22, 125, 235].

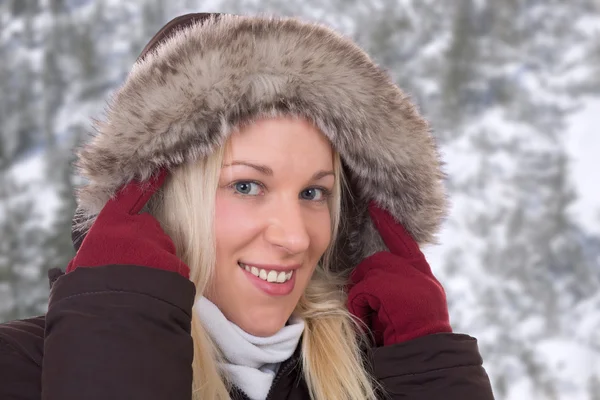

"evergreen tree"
[439, 1, 600, 398]
[40, 144, 77, 279]
[11, 0, 41, 161]
[0, 0, 51, 322]
[129, 0, 170, 59]
[41, 0, 109, 277]
[0, 160, 47, 321]
[439, 0, 482, 131]
[41, 14, 66, 149]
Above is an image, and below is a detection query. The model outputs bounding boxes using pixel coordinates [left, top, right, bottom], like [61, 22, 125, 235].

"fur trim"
[73, 14, 447, 268]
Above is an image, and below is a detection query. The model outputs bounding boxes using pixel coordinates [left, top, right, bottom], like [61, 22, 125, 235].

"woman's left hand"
[347, 202, 452, 347]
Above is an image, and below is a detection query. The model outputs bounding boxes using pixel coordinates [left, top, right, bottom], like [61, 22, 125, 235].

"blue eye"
[301, 187, 330, 202]
[233, 181, 262, 196]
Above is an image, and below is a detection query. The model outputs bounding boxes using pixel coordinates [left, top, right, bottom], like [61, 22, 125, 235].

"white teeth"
[239, 263, 294, 284]
[276, 271, 286, 283]
[267, 271, 278, 282]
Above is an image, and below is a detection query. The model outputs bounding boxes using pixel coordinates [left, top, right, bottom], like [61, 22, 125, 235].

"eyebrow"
[223, 161, 334, 180]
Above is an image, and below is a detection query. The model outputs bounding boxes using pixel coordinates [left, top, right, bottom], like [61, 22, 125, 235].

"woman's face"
[208, 117, 334, 337]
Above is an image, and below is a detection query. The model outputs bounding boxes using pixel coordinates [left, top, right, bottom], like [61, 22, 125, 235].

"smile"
[238, 262, 294, 283]
[238, 261, 299, 296]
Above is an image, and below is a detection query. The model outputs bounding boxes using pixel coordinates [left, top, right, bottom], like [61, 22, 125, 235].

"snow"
[566, 98, 600, 235]
[7, 153, 60, 230]
[531, 338, 600, 400]
[424, 94, 600, 400]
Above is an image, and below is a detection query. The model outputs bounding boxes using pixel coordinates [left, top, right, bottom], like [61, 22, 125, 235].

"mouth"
[238, 261, 298, 296]
[238, 262, 294, 283]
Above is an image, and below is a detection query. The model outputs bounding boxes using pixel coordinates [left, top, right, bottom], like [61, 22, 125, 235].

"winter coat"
[0, 12, 496, 400]
[0, 266, 494, 400]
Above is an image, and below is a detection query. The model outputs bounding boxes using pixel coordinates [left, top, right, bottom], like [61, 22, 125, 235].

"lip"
[239, 264, 297, 296]
[238, 262, 301, 272]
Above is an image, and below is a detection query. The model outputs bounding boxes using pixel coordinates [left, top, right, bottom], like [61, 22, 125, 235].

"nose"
[264, 201, 310, 255]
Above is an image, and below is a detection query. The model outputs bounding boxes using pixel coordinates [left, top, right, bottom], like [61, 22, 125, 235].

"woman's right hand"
[66, 169, 190, 279]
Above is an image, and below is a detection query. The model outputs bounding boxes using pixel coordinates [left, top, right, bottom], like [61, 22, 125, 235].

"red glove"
[66, 170, 190, 279]
[347, 201, 451, 346]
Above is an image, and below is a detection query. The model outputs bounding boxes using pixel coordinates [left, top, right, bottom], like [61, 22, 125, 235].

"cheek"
[307, 209, 333, 260]
[294, 212, 331, 295]
[215, 194, 260, 242]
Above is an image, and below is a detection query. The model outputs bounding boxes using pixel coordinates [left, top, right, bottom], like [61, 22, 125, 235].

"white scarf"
[195, 297, 305, 400]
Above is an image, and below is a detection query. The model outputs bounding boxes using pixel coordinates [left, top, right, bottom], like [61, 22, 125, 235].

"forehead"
[224, 117, 334, 165]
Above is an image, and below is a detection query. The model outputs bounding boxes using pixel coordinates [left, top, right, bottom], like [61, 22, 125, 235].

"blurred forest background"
[1, 0, 599, 399]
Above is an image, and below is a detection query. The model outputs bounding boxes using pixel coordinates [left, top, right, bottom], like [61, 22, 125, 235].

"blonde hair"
[149, 135, 378, 400]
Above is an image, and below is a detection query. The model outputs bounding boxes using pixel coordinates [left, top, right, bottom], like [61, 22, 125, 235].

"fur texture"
[73, 14, 448, 269]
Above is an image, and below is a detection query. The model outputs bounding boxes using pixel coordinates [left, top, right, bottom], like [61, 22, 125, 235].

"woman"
[0, 12, 495, 400]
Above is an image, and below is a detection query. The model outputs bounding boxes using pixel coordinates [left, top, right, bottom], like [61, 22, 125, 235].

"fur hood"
[73, 13, 447, 270]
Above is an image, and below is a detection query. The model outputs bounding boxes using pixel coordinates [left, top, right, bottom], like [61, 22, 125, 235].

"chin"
[235, 309, 290, 337]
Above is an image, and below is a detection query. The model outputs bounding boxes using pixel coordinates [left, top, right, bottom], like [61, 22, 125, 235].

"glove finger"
[348, 293, 374, 323]
[101, 169, 168, 216]
[348, 291, 381, 341]
[368, 200, 423, 260]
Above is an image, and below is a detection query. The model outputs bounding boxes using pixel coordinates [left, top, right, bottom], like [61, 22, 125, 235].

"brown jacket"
[0, 265, 495, 400]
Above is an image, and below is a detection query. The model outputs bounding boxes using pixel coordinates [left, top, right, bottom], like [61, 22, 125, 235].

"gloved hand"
[66, 170, 190, 279]
[347, 201, 451, 346]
